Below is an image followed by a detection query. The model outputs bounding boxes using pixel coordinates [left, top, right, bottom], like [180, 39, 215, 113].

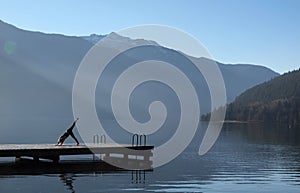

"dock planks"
[0, 143, 154, 170]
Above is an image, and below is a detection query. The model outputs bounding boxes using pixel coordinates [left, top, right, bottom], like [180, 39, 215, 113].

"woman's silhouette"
[56, 118, 80, 146]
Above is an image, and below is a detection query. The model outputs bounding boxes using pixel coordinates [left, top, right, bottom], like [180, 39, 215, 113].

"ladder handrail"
[139, 134, 146, 146]
[93, 134, 106, 144]
[93, 134, 99, 144]
[132, 134, 139, 146]
[132, 134, 147, 146]
[100, 134, 106, 144]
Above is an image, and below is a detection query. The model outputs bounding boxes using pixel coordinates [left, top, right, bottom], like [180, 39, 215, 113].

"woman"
[56, 118, 80, 146]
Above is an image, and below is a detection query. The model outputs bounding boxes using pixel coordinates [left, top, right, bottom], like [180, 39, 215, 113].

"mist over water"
[0, 121, 299, 193]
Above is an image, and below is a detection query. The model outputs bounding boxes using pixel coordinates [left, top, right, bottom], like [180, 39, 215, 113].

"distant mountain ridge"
[81, 32, 158, 48]
[81, 33, 105, 44]
[0, 19, 279, 120]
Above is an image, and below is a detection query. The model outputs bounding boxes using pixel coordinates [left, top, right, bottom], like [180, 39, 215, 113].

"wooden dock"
[0, 143, 153, 170]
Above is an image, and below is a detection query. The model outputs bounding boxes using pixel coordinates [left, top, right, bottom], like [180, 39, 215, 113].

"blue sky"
[0, 0, 299, 74]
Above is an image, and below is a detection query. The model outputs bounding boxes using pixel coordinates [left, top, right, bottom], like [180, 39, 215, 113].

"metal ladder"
[132, 134, 147, 146]
[93, 134, 106, 160]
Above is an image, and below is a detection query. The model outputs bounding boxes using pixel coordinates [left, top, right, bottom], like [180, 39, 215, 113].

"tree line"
[201, 68, 300, 126]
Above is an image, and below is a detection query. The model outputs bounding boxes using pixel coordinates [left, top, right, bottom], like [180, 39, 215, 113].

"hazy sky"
[0, 0, 299, 74]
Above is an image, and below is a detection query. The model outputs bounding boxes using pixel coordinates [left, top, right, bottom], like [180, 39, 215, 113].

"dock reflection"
[59, 173, 76, 193]
[0, 160, 126, 175]
[0, 160, 151, 193]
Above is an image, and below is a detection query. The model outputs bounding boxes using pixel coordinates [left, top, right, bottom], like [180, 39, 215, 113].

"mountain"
[0, 20, 93, 119]
[224, 69, 300, 125]
[81, 32, 158, 48]
[217, 62, 279, 102]
[81, 33, 105, 44]
[0, 19, 279, 120]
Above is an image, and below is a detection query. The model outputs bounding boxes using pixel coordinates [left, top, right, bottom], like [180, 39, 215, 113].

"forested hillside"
[227, 69, 300, 125]
[202, 69, 300, 125]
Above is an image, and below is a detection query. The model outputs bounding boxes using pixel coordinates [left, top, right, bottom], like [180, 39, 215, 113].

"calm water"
[0, 122, 299, 193]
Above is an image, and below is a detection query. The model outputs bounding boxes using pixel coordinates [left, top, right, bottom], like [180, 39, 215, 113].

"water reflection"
[0, 122, 299, 193]
[59, 174, 76, 193]
[131, 170, 146, 184]
[222, 122, 300, 145]
[141, 122, 300, 192]
[0, 160, 151, 193]
[0, 160, 125, 175]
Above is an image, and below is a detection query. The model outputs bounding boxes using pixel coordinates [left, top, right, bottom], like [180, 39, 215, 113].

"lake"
[0, 121, 299, 193]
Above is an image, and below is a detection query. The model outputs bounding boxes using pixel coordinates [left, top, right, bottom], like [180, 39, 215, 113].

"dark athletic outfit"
[57, 120, 79, 145]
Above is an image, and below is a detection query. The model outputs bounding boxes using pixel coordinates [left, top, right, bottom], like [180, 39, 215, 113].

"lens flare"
[4, 41, 17, 55]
